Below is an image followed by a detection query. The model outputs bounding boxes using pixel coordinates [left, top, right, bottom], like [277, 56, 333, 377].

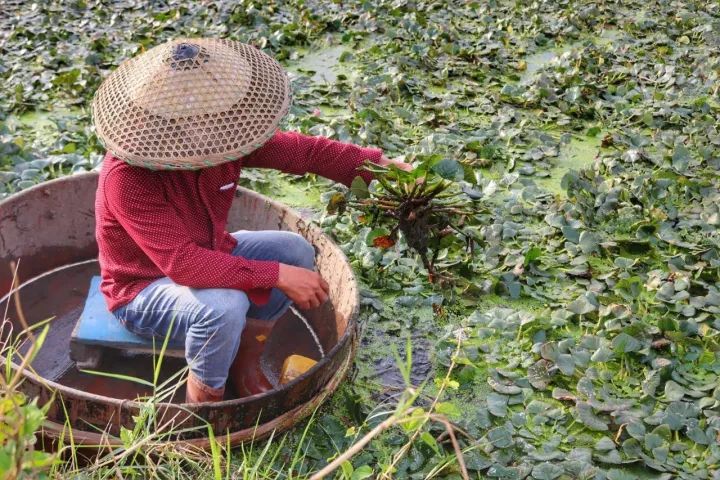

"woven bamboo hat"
[92, 38, 291, 170]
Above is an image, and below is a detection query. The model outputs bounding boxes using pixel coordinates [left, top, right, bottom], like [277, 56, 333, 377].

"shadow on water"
[362, 331, 433, 402]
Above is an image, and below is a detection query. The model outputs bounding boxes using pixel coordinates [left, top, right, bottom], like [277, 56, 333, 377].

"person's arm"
[104, 166, 279, 293]
[242, 130, 383, 186]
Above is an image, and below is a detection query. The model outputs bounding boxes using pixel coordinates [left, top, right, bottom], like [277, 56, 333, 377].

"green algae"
[520, 49, 561, 82]
[6, 108, 84, 152]
[15, 108, 82, 128]
[4, 111, 60, 149]
[315, 104, 346, 118]
[463, 292, 548, 315]
[286, 44, 356, 84]
[537, 135, 602, 195]
[240, 172, 326, 212]
[272, 180, 324, 210]
[16, 110, 58, 129]
[519, 29, 620, 83]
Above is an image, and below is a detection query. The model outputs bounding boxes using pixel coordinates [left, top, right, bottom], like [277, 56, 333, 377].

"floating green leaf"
[575, 402, 608, 431]
[531, 462, 564, 480]
[432, 158, 464, 181]
[350, 175, 370, 199]
[488, 426, 514, 449]
[567, 292, 599, 315]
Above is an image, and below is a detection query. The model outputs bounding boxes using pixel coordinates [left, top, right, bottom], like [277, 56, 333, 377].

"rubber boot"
[185, 372, 225, 403]
[229, 318, 274, 397]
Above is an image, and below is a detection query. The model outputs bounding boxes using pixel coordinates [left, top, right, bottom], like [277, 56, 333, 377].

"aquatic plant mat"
[1, 0, 719, 478]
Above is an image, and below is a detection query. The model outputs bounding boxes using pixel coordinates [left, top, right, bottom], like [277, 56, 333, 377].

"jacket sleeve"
[104, 166, 279, 293]
[242, 130, 383, 186]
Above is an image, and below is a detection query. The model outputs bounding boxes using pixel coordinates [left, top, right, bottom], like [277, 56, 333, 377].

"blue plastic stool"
[70, 276, 184, 369]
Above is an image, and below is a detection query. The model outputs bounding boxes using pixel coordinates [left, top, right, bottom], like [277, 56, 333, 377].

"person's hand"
[277, 264, 330, 310]
[378, 155, 413, 172]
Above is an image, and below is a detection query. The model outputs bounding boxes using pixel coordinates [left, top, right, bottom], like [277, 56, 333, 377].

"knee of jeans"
[287, 233, 315, 269]
[195, 290, 249, 334]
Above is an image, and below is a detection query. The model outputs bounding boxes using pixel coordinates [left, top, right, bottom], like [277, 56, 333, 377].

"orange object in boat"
[280, 355, 317, 385]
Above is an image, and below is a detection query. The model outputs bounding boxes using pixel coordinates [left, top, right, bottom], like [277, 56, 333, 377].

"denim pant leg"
[230, 230, 316, 321]
[113, 230, 316, 389]
[114, 279, 250, 389]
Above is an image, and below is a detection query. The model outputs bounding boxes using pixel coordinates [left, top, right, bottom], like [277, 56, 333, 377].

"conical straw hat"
[92, 38, 291, 170]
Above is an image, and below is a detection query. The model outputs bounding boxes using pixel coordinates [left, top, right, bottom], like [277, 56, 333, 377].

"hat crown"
[172, 42, 200, 61]
[91, 38, 291, 170]
[168, 43, 208, 70]
[125, 39, 250, 119]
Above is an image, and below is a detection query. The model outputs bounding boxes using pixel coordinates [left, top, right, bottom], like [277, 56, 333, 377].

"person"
[91, 38, 410, 403]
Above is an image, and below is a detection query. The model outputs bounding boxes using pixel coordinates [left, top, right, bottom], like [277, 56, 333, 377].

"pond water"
[2, 0, 716, 474]
[5, 43, 601, 403]
[370, 333, 432, 400]
[7, 41, 604, 202]
[5, 38, 605, 401]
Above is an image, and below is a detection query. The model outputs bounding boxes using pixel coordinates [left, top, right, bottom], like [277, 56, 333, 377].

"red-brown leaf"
[372, 235, 396, 249]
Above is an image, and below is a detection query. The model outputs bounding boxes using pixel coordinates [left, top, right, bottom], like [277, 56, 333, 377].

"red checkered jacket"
[96, 130, 382, 311]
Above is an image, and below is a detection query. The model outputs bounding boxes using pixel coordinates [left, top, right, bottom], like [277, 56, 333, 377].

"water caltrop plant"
[343, 157, 477, 282]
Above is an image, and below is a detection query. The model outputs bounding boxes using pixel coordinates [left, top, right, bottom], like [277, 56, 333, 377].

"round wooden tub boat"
[0, 172, 358, 448]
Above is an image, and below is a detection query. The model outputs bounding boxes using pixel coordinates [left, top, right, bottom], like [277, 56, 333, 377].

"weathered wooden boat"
[0, 172, 358, 448]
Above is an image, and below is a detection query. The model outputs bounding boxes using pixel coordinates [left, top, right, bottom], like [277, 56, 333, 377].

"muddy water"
[260, 307, 326, 387]
[228, 319, 275, 397]
[57, 348, 188, 401]
[290, 305, 325, 358]
[4, 262, 322, 401]
[365, 332, 433, 401]
[7, 261, 99, 382]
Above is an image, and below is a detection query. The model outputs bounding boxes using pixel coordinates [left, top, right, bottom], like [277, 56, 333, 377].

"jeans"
[112, 230, 315, 389]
